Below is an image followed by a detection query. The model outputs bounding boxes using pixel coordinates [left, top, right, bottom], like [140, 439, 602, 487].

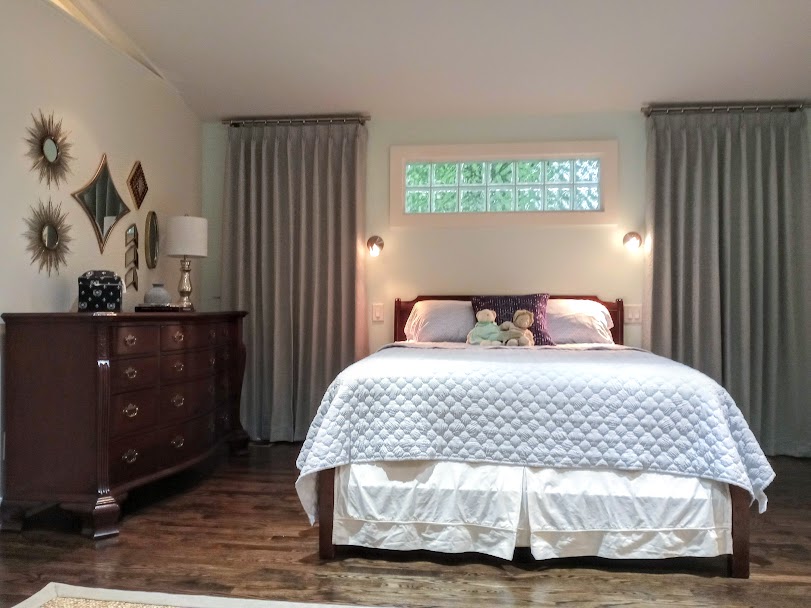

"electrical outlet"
[372, 303, 383, 322]
[624, 305, 642, 324]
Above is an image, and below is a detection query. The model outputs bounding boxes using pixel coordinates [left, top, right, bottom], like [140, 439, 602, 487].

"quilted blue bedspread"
[296, 343, 774, 523]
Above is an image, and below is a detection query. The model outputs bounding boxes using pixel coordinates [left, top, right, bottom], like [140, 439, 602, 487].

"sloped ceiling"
[95, 0, 811, 120]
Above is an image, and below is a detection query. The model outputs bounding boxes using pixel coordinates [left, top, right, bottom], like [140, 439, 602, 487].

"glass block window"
[390, 141, 617, 227]
[403, 158, 601, 215]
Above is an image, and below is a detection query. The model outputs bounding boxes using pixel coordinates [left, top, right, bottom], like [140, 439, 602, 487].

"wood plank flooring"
[1, 444, 809, 608]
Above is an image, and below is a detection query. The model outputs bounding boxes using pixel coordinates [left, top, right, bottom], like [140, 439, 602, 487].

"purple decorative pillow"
[471, 293, 556, 346]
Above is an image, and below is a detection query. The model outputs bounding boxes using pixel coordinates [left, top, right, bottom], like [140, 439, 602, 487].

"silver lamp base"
[177, 257, 194, 311]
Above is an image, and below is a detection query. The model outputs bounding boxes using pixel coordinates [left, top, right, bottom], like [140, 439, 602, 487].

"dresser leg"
[0, 500, 37, 532]
[62, 496, 121, 539]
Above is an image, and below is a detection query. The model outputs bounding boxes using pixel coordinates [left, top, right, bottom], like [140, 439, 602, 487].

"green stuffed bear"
[466, 309, 504, 345]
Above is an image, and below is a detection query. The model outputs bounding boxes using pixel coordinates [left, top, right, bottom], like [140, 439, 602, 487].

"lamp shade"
[165, 216, 208, 258]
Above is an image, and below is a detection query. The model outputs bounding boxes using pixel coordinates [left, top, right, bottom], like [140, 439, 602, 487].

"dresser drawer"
[215, 345, 235, 373]
[112, 325, 159, 357]
[110, 388, 159, 438]
[111, 357, 159, 393]
[216, 322, 234, 345]
[160, 414, 216, 469]
[161, 349, 217, 382]
[109, 432, 160, 486]
[161, 323, 218, 352]
[160, 378, 216, 424]
[215, 372, 230, 404]
[215, 406, 231, 439]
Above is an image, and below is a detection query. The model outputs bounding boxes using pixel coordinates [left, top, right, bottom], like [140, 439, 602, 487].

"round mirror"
[42, 137, 59, 163]
[41, 224, 59, 250]
[145, 211, 159, 269]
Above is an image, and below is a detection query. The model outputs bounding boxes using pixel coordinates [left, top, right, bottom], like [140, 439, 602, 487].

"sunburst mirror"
[24, 199, 72, 276]
[24, 110, 74, 189]
[72, 154, 131, 253]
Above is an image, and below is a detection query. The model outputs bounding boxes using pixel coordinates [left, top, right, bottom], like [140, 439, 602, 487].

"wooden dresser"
[0, 311, 248, 538]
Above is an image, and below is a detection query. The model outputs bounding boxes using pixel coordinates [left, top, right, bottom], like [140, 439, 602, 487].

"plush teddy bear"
[466, 309, 504, 345]
[499, 309, 535, 346]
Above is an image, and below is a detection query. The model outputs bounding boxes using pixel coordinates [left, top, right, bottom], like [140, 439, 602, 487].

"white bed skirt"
[333, 462, 732, 561]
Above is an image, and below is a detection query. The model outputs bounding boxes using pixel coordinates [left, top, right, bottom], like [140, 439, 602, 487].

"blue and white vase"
[144, 283, 172, 305]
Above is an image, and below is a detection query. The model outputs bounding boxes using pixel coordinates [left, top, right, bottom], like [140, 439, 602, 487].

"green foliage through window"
[404, 159, 600, 214]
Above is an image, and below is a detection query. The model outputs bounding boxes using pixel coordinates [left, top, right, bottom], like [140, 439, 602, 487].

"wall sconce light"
[623, 231, 642, 251]
[367, 235, 384, 257]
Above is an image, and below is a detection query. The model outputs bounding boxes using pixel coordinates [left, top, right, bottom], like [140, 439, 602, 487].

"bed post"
[728, 485, 750, 578]
[317, 468, 336, 559]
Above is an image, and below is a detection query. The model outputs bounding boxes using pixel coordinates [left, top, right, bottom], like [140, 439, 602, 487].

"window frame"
[389, 140, 618, 227]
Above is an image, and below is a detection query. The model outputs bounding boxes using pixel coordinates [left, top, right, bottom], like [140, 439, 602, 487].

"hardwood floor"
[1, 444, 809, 608]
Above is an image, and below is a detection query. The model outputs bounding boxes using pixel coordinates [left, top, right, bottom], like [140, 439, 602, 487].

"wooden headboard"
[394, 295, 624, 345]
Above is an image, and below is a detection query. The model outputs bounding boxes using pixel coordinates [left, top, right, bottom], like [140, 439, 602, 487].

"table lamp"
[165, 215, 208, 310]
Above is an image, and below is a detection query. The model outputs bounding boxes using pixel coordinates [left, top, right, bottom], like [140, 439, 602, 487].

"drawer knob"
[124, 367, 138, 380]
[122, 449, 139, 464]
[123, 403, 139, 418]
[170, 435, 185, 449]
[124, 334, 137, 347]
[173, 361, 185, 373]
[171, 394, 185, 408]
[208, 384, 215, 395]
[209, 355, 216, 367]
[173, 331, 185, 343]
[209, 328, 217, 340]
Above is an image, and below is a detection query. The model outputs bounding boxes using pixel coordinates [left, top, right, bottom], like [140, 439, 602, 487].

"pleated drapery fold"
[644, 110, 811, 456]
[221, 123, 368, 441]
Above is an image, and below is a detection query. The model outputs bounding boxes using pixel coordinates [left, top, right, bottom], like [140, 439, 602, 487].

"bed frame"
[316, 295, 751, 578]
[394, 294, 624, 345]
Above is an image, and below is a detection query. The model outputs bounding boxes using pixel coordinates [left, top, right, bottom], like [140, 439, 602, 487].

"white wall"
[365, 113, 647, 350]
[200, 122, 228, 312]
[0, 0, 201, 491]
[201, 111, 647, 351]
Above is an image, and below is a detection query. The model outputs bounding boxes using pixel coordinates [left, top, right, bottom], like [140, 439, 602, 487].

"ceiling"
[94, 0, 811, 121]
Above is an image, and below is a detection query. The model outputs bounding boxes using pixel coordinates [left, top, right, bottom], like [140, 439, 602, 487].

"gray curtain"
[221, 123, 368, 442]
[644, 110, 811, 456]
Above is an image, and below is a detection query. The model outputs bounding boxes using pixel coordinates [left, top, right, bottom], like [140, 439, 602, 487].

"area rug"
[14, 584, 387, 608]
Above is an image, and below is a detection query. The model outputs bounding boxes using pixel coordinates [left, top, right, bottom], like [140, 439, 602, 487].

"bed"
[296, 295, 774, 578]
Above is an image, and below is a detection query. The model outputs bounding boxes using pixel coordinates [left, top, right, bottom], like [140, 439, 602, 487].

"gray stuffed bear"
[499, 309, 535, 346]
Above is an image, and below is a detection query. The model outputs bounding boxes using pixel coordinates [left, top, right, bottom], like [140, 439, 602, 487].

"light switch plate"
[372, 302, 383, 322]
[624, 304, 642, 324]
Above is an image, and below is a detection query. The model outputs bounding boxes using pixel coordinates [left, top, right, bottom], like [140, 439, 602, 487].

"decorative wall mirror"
[24, 199, 72, 276]
[125, 223, 138, 246]
[125, 223, 139, 290]
[125, 266, 138, 290]
[145, 211, 159, 269]
[125, 244, 138, 267]
[128, 161, 148, 209]
[71, 154, 130, 253]
[24, 110, 73, 189]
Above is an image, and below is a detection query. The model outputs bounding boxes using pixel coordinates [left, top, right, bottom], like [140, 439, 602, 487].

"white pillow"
[546, 299, 614, 344]
[404, 300, 476, 342]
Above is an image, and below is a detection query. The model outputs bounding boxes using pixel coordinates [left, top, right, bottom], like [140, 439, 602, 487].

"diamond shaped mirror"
[71, 154, 130, 253]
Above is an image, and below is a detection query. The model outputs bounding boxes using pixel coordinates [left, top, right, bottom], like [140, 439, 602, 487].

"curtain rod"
[641, 101, 808, 116]
[223, 113, 370, 127]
